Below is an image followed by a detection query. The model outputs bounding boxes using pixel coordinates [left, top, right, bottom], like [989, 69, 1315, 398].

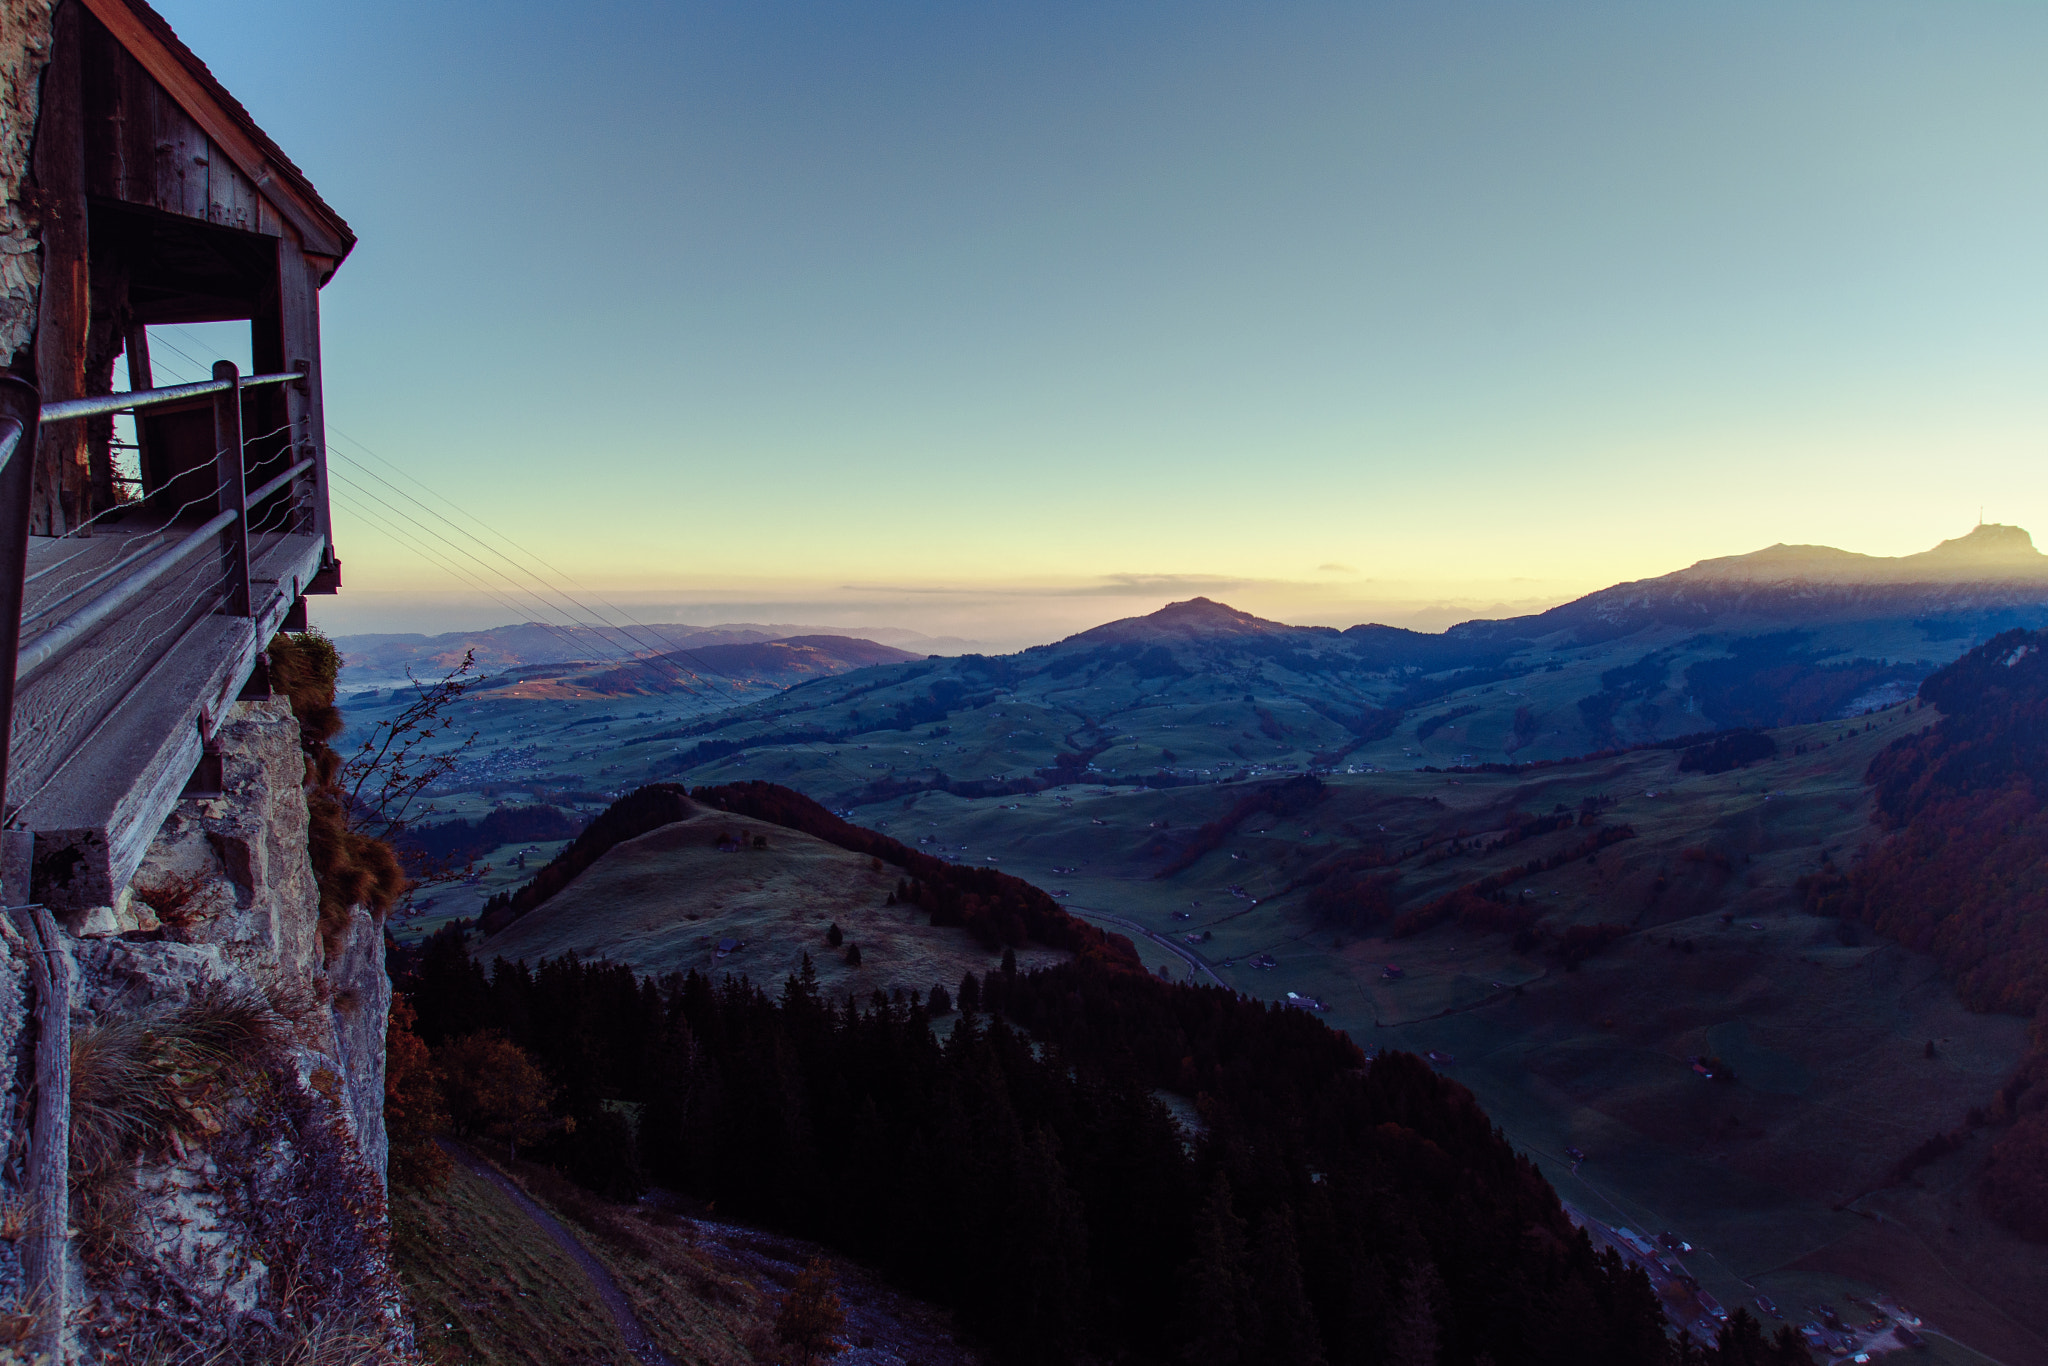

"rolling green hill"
[472, 801, 1067, 999]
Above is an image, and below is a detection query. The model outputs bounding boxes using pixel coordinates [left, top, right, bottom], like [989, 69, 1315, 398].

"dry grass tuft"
[70, 985, 282, 1179]
[0, 1194, 33, 1244]
[270, 1313, 404, 1366]
[267, 631, 345, 745]
[130, 870, 217, 929]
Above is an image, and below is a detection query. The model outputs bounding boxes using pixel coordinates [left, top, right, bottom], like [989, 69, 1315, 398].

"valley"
[348, 530, 2048, 1365]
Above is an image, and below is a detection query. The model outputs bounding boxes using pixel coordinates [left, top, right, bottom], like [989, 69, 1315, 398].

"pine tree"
[1181, 1172, 1252, 1365]
[1385, 1261, 1443, 1366]
[1251, 1207, 1325, 1366]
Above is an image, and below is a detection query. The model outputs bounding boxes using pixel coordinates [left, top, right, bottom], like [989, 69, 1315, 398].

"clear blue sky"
[153, 0, 2048, 646]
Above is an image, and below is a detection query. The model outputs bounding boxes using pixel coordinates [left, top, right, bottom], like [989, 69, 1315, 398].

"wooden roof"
[78, 0, 356, 265]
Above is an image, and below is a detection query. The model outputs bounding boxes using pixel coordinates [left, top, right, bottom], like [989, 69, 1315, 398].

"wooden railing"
[0, 361, 330, 883]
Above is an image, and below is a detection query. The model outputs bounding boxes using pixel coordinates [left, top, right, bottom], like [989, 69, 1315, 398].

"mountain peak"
[1908, 522, 2041, 564]
[1145, 597, 1265, 626]
[1069, 597, 1288, 645]
[1667, 524, 2048, 587]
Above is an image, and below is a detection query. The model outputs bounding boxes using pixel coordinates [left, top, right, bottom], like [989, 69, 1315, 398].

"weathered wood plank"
[31, 1, 90, 536]
[207, 140, 259, 232]
[13, 532, 325, 908]
[76, 0, 351, 258]
[276, 243, 330, 542]
[152, 94, 209, 221]
[79, 10, 123, 200]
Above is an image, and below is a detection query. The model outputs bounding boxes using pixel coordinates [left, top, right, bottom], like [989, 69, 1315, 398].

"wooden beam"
[31, 1, 91, 535]
[74, 0, 350, 258]
[277, 244, 330, 541]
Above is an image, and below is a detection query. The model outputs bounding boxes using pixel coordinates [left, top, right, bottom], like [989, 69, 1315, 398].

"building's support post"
[283, 360, 315, 534]
[0, 377, 41, 826]
[29, 0, 90, 535]
[275, 242, 330, 547]
[212, 360, 249, 616]
[123, 319, 153, 496]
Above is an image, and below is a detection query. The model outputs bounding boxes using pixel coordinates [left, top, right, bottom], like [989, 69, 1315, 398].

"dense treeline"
[1676, 731, 1776, 775]
[1800, 630, 2048, 1239]
[398, 804, 583, 870]
[401, 938, 1804, 1364]
[1683, 633, 1924, 731]
[1155, 773, 1327, 878]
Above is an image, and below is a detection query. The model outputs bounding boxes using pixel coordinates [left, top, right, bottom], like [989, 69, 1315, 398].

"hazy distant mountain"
[333, 620, 959, 680]
[610, 524, 2048, 802]
[1675, 522, 2047, 584]
[1445, 523, 2048, 650]
[475, 634, 924, 698]
[1069, 596, 1308, 644]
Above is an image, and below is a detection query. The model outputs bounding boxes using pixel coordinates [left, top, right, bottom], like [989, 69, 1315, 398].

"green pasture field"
[391, 839, 573, 944]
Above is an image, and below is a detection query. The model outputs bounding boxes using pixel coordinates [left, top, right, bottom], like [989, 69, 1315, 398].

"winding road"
[1071, 906, 1231, 987]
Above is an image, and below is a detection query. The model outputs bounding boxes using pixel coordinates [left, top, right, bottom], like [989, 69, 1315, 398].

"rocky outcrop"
[0, 696, 402, 1361]
[0, 0, 53, 369]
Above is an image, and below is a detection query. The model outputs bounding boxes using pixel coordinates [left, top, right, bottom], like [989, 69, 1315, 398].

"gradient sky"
[151, 0, 2048, 648]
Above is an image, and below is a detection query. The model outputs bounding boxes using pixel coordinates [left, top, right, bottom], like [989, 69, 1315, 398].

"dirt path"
[436, 1138, 675, 1366]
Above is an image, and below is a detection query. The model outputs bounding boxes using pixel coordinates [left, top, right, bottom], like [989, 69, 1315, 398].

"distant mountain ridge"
[333, 620, 957, 680]
[1674, 523, 2046, 584]
[1439, 523, 2048, 649]
[473, 635, 924, 699]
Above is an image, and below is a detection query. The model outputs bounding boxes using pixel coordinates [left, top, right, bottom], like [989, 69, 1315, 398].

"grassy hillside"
[394, 1143, 974, 1365]
[394, 1159, 645, 1365]
[474, 803, 1067, 997]
[875, 706, 2047, 1365]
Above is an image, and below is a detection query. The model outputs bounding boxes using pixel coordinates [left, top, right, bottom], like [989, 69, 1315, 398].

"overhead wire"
[148, 333, 737, 690]
[151, 326, 889, 795]
[324, 455, 887, 790]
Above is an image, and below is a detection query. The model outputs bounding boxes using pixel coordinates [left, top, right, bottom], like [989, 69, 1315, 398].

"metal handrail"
[37, 371, 299, 424]
[13, 456, 313, 689]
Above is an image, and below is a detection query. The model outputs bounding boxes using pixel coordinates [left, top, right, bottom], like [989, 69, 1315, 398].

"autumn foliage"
[774, 1258, 846, 1365]
[384, 996, 449, 1190]
[434, 1031, 557, 1160]
[268, 632, 407, 955]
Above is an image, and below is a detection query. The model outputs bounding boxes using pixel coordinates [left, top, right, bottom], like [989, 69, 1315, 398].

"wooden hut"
[2, 0, 351, 909]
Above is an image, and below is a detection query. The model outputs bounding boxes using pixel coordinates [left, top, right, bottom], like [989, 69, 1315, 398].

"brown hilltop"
[1067, 596, 1311, 644]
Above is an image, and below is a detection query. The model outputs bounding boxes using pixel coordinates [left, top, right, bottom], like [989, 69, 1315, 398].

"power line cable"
[154, 327, 890, 795]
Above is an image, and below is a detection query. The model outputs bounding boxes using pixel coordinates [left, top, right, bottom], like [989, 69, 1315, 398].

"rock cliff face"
[0, 696, 401, 1362]
[0, 0, 53, 369]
